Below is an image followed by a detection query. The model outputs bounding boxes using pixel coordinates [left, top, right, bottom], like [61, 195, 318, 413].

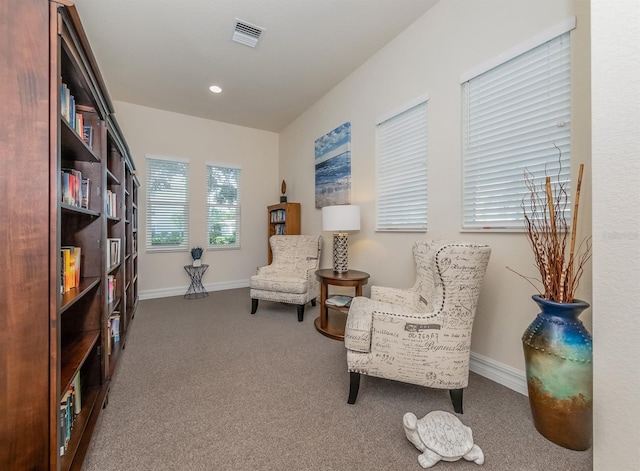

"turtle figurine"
[403, 410, 484, 469]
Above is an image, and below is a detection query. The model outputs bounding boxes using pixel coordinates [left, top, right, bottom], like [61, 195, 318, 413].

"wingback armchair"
[344, 240, 491, 413]
[250, 235, 322, 322]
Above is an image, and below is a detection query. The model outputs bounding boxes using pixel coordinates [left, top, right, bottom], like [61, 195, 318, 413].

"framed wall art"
[315, 121, 351, 208]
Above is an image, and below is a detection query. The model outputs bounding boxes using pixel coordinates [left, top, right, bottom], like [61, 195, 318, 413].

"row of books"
[107, 313, 120, 355]
[274, 223, 286, 235]
[59, 373, 82, 456]
[107, 238, 121, 268]
[270, 209, 287, 223]
[60, 246, 81, 294]
[61, 168, 90, 209]
[60, 83, 94, 148]
[107, 274, 117, 304]
[106, 190, 117, 217]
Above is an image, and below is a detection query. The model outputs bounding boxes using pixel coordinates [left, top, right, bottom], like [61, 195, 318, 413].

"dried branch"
[569, 163, 584, 287]
[512, 148, 591, 303]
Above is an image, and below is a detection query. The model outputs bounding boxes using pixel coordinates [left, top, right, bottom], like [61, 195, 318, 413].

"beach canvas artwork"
[315, 122, 351, 208]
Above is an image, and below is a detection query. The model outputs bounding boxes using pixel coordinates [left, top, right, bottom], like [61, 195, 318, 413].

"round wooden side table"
[314, 269, 370, 341]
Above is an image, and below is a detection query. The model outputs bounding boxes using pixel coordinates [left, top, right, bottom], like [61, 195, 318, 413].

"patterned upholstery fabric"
[344, 240, 491, 390]
[250, 235, 322, 307]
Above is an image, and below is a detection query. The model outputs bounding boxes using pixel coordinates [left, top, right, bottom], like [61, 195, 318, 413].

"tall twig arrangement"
[514, 149, 591, 303]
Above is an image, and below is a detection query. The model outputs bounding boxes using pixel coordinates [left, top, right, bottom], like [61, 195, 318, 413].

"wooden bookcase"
[267, 203, 301, 263]
[0, 2, 138, 470]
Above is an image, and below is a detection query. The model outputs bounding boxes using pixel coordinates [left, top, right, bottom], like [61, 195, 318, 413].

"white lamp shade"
[322, 205, 360, 232]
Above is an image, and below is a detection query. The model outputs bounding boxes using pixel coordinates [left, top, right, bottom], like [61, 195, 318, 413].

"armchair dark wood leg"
[450, 388, 463, 414]
[348, 372, 361, 404]
[251, 298, 258, 314]
[311, 298, 316, 307]
[297, 304, 304, 322]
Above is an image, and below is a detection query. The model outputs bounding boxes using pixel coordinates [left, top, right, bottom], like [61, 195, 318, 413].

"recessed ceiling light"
[209, 85, 222, 94]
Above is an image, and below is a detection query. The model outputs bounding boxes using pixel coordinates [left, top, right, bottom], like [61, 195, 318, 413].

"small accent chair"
[250, 235, 322, 322]
[344, 240, 491, 413]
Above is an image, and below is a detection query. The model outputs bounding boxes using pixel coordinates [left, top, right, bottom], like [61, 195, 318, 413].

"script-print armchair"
[250, 235, 322, 322]
[344, 240, 491, 413]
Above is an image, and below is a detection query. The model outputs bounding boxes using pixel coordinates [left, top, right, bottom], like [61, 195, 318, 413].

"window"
[145, 155, 189, 251]
[461, 20, 575, 230]
[376, 96, 428, 231]
[207, 164, 241, 248]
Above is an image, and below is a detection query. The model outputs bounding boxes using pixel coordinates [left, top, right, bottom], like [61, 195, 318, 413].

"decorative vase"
[192, 259, 202, 267]
[522, 295, 592, 451]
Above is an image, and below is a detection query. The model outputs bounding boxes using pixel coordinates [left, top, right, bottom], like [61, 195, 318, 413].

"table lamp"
[322, 205, 360, 273]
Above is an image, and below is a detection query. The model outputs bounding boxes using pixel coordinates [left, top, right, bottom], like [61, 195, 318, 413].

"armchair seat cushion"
[249, 273, 309, 294]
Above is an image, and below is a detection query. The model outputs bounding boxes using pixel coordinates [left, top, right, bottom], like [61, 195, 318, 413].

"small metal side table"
[183, 264, 209, 299]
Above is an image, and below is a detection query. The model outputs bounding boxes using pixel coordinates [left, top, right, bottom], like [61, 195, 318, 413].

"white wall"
[591, 0, 640, 468]
[280, 0, 591, 377]
[113, 101, 279, 298]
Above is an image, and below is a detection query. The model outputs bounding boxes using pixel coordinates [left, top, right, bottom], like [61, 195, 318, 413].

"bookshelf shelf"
[59, 330, 100, 396]
[107, 298, 122, 317]
[106, 168, 120, 185]
[60, 120, 101, 163]
[61, 203, 100, 218]
[60, 277, 101, 313]
[59, 385, 100, 471]
[0, 2, 139, 469]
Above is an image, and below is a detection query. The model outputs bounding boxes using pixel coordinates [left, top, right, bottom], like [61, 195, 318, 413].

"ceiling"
[72, 0, 439, 133]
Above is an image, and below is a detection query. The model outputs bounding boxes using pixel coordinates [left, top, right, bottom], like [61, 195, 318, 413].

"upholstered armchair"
[250, 235, 322, 322]
[344, 240, 491, 413]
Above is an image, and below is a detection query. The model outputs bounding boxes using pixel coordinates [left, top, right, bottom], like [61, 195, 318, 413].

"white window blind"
[376, 99, 428, 231]
[461, 30, 572, 230]
[207, 164, 241, 249]
[145, 156, 189, 251]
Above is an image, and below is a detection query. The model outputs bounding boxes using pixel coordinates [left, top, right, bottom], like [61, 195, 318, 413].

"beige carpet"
[82, 288, 592, 471]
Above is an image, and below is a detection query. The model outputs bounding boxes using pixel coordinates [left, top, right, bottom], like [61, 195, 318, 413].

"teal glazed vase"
[522, 295, 592, 451]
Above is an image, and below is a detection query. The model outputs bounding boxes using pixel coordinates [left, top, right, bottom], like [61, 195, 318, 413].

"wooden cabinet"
[267, 203, 301, 263]
[0, 2, 138, 470]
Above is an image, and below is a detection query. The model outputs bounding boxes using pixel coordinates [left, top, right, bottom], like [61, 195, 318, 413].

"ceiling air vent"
[232, 19, 265, 48]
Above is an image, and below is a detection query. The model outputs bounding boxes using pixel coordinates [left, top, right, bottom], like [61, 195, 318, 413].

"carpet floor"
[82, 288, 592, 471]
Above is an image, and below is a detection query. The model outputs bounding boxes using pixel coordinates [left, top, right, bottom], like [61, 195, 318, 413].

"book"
[107, 275, 116, 303]
[60, 247, 72, 292]
[61, 168, 82, 207]
[325, 295, 353, 308]
[73, 246, 81, 287]
[106, 190, 117, 217]
[81, 178, 90, 209]
[59, 403, 66, 455]
[60, 246, 81, 292]
[71, 372, 82, 415]
[109, 313, 120, 343]
[75, 111, 83, 136]
[107, 238, 120, 268]
[83, 125, 93, 148]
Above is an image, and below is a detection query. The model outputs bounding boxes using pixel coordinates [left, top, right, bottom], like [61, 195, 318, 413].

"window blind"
[462, 31, 572, 230]
[145, 156, 189, 251]
[207, 164, 241, 248]
[376, 100, 428, 231]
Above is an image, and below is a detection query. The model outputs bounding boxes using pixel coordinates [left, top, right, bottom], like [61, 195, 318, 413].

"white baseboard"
[470, 351, 528, 396]
[139, 279, 250, 300]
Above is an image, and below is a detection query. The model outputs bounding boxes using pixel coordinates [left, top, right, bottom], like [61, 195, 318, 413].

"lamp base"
[332, 232, 349, 273]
